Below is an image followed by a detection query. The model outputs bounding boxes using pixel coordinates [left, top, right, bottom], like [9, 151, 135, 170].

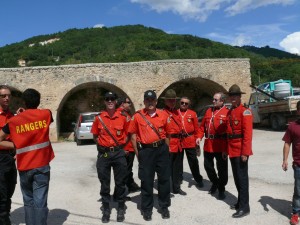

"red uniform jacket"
[117, 107, 134, 152]
[0, 109, 13, 150]
[199, 106, 228, 153]
[226, 104, 253, 157]
[128, 108, 167, 144]
[8, 109, 55, 171]
[179, 109, 200, 149]
[162, 107, 182, 153]
[91, 110, 128, 147]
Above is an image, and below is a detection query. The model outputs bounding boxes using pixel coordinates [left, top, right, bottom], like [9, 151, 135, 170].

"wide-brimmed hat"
[160, 89, 180, 99]
[225, 84, 246, 95]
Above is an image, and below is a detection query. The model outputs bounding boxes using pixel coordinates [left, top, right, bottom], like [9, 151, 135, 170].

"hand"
[195, 138, 201, 146]
[282, 161, 288, 171]
[241, 155, 248, 162]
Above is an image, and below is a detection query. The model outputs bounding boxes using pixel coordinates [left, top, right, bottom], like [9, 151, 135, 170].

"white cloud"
[225, 0, 295, 16]
[279, 32, 300, 54]
[130, 0, 296, 21]
[93, 24, 105, 28]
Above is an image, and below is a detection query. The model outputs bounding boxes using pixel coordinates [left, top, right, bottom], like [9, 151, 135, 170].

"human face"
[212, 94, 223, 108]
[144, 98, 157, 111]
[0, 88, 11, 110]
[123, 98, 132, 111]
[229, 94, 241, 107]
[165, 98, 176, 109]
[104, 97, 117, 110]
[180, 98, 190, 111]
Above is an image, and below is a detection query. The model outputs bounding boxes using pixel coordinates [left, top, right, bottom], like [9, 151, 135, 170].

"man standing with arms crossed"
[199, 92, 228, 199]
[91, 92, 128, 223]
[282, 100, 300, 225]
[179, 97, 204, 188]
[0, 88, 55, 225]
[226, 84, 253, 218]
[128, 90, 171, 221]
[0, 85, 17, 225]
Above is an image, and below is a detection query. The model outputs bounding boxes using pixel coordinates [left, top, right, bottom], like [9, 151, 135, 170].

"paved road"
[10, 128, 294, 225]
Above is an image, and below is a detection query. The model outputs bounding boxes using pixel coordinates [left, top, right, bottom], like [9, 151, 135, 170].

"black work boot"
[117, 202, 125, 222]
[101, 202, 110, 223]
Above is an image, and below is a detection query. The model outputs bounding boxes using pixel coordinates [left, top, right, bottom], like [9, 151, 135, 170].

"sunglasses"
[125, 101, 131, 104]
[105, 97, 116, 102]
[213, 98, 219, 102]
[180, 102, 189, 106]
[0, 94, 11, 98]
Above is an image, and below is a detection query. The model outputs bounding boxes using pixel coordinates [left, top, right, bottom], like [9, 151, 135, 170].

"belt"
[227, 134, 243, 139]
[97, 145, 123, 153]
[170, 133, 181, 138]
[141, 139, 165, 148]
[205, 134, 227, 139]
[0, 150, 15, 155]
[181, 132, 194, 138]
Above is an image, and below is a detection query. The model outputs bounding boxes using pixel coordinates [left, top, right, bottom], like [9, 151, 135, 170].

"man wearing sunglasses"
[199, 92, 229, 200]
[117, 97, 140, 193]
[0, 85, 17, 225]
[178, 97, 204, 189]
[91, 92, 129, 223]
[225, 84, 253, 218]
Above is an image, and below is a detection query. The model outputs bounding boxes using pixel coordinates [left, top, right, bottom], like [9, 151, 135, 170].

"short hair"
[215, 92, 226, 102]
[180, 96, 191, 104]
[0, 85, 11, 91]
[297, 100, 300, 111]
[22, 89, 40, 109]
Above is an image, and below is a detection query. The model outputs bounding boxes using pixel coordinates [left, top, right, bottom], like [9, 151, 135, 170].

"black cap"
[104, 92, 117, 99]
[144, 90, 157, 100]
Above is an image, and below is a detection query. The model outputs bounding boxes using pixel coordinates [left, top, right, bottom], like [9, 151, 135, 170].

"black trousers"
[170, 151, 183, 192]
[204, 151, 228, 192]
[181, 148, 203, 183]
[230, 157, 250, 211]
[138, 143, 170, 212]
[125, 151, 136, 187]
[96, 150, 127, 203]
[0, 154, 17, 216]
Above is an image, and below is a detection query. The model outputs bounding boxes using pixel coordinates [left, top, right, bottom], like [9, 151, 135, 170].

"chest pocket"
[114, 125, 124, 136]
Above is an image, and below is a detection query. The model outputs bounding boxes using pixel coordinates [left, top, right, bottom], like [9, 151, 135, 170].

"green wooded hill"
[1, 24, 300, 86]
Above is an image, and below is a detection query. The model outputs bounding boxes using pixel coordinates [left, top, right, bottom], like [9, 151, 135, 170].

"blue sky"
[1, 0, 300, 54]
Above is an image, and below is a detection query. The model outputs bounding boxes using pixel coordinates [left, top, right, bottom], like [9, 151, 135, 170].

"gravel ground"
[10, 128, 294, 225]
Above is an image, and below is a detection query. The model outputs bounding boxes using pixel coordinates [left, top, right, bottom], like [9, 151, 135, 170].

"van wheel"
[76, 139, 82, 146]
[270, 114, 286, 131]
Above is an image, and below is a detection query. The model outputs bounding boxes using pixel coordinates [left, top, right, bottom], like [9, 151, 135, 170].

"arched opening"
[157, 78, 227, 111]
[57, 82, 135, 138]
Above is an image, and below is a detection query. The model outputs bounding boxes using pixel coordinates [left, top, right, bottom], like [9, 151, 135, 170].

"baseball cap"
[144, 90, 157, 100]
[104, 92, 117, 99]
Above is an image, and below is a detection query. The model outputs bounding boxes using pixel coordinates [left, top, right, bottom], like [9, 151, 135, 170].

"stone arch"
[56, 81, 135, 138]
[156, 77, 227, 111]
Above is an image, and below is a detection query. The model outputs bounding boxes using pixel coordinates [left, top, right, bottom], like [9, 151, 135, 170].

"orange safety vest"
[8, 109, 55, 171]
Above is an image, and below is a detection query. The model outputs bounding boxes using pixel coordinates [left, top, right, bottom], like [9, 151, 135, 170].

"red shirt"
[0, 108, 14, 150]
[179, 109, 200, 149]
[128, 108, 167, 144]
[91, 110, 128, 147]
[282, 120, 300, 166]
[226, 104, 253, 157]
[117, 107, 134, 152]
[199, 106, 228, 153]
[162, 107, 182, 153]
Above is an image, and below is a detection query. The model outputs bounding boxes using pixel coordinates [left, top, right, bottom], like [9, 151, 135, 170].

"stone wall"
[0, 59, 251, 141]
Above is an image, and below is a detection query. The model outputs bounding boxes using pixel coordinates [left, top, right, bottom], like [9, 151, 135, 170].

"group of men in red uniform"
[91, 84, 253, 222]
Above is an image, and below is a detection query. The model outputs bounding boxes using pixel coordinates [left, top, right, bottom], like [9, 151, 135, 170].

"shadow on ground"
[259, 195, 291, 218]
